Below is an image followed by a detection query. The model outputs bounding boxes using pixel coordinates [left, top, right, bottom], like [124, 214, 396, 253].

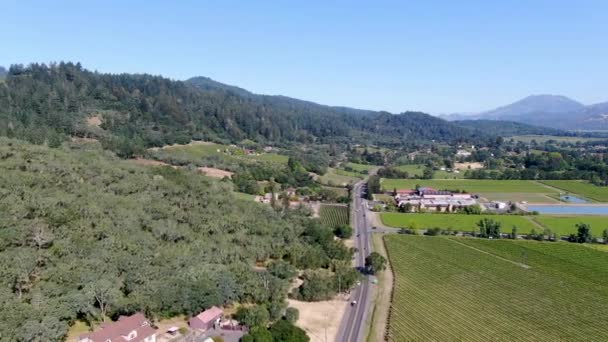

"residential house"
[456, 150, 472, 157]
[78, 313, 157, 342]
[189, 306, 223, 331]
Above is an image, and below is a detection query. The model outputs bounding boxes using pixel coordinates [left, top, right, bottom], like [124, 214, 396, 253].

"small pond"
[559, 195, 588, 203]
[527, 205, 608, 215]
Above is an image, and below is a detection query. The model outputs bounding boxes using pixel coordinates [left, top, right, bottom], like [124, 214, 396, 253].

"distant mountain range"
[441, 95, 608, 130]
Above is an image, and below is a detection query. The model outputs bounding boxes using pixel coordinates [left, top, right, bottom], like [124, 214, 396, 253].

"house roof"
[79, 313, 156, 342]
[194, 306, 223, 323]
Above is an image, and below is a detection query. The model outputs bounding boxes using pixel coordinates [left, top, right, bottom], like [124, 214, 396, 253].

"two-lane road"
[337, 180, 371, 342]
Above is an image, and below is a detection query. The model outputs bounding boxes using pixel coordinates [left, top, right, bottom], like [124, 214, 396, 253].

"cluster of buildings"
[78, 307, 227, 342]
[394, 187, 477, 212]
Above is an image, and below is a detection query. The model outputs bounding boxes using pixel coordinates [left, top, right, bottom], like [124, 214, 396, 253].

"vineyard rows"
[384, 235, 608, 341]
[319, 204, 349, 228]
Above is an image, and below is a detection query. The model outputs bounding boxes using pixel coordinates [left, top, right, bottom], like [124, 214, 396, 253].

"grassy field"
[385, 235, 608, 341]
[510, 135, 602, 143]
[373, 194, 394, 203]
[233, 192, 257, 201]
[540, 180, 608, 202]
[394, 164, 464, 179]
[394, 164, 424, 177]
[322, 185, 348, 198]
[533, 216, 608, 236]
[380, 179, 557, 194]
[381, 212, 607, 236]
[153, 142, 289, 165]
[319, 204, 349, 228]
[433, 170, 465, 179]
[344, 162, 375, 172]
[334, 168, 363, 178]
[381, 213, 539, 233]
[317, 168, 359, 186]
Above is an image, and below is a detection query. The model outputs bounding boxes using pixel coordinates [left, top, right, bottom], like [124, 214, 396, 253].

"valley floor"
[384, 235, 608, 341]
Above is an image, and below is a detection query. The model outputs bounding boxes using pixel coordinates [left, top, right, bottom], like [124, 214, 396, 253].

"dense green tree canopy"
[0, 63, 486, 156]
[0, 138, 350, 341]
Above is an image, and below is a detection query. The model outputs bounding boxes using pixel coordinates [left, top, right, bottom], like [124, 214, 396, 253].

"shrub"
[285, 307, 299, 323]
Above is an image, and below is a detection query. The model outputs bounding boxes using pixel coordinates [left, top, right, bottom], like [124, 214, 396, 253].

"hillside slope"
[454, 120, 566, 136]
[0, 63, 485, 157]
[0, 137, 350, 341]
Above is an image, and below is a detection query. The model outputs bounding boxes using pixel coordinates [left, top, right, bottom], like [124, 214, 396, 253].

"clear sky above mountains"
[1, 0, 607, 114]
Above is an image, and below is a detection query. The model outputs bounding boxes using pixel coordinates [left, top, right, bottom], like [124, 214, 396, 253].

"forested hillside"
[0, 138, 354, 341]
[0, 63, 486, 158]
[454, 120, 566, 136]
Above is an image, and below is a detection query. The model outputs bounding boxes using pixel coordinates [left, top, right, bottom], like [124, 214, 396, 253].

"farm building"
[394, 187, 476, 212]
[456, 149, 472, 157]
[78, 313, 157, 342]
[189, 306, 223, 331]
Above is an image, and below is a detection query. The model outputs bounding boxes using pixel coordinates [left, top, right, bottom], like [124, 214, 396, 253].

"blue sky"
[1, 0, 607, 114]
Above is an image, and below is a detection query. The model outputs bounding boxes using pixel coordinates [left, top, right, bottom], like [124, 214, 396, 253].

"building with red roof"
[188, 306, 223, 331]
[78, 313, 157, 342]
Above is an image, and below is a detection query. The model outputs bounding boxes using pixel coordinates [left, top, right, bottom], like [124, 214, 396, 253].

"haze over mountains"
[442, 95, 608, 130]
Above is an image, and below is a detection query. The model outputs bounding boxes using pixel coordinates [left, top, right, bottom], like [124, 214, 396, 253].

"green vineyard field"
[384, 235, 608, 341]
[319, 204, 349, 228]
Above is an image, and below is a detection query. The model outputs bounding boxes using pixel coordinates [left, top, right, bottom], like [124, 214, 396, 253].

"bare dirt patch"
[287, 297, 348, 342]
[198, 167, 234, 178]
[86, 115, 102, 127]
[130, 158, 178, 168]
[70, 137, 99, 144]
[454, 162, 484, 170]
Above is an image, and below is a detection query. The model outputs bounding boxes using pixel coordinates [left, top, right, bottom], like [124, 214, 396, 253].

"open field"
[344, 162, 375, 172]
[322, 185, 349, 198]
[533, 216, 608, 236]
[288, 298, 347, 342]
[373, 194, 394, 203]
[394, 164, 463, 179]
[233, 192, 257, 201]
[197, 166, 234, 178]
[509, 134, 602, 143]
[334, 168, 363, 178]
[394, 164, 424, 177]
[380, 179, 557, 195]
[317, 168, 359, 186]
[384, 235, 608, 341]
[433, 170, 465, 179]
[151, 141, 289, 165]
[381, 213, 539, 233]
[319, 204, 349, 228]
[381, 212, 608, 236]
[454, 162, 484, 170]
[540, 180, 608, 202]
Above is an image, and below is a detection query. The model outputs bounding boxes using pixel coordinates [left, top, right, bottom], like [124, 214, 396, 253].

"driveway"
[197, 328, 245, 342]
